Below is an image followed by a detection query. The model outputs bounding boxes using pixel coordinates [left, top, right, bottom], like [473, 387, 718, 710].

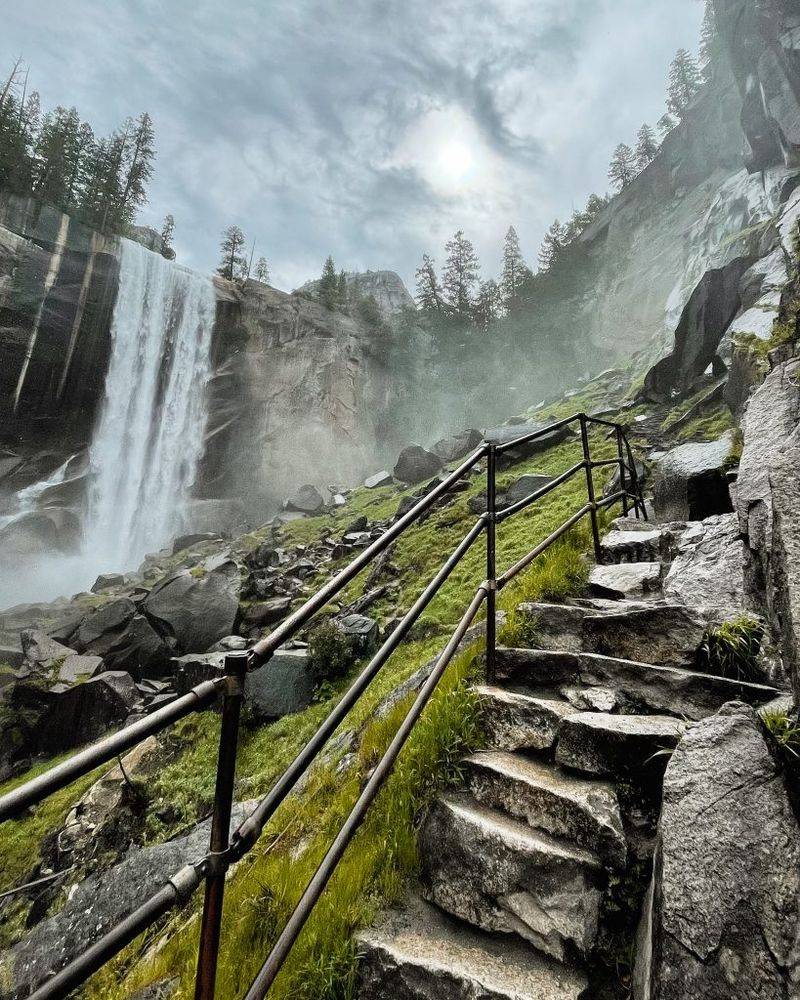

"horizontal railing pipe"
[231, 518, 486, 855]
[492, 413, 580, 455]
[497, 503, 593, 588]
[242, 585, 489, 1000]
[27, 863, 203, 1000]
[249, 446, 487, 667]
[494, 461, 585, 524]
[0, 678, 225, 824]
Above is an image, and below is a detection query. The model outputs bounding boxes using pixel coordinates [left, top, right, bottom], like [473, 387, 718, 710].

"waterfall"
[84, 239, 216, 571]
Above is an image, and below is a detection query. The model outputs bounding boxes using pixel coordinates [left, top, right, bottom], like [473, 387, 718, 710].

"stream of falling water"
[84, 239, 216, 570]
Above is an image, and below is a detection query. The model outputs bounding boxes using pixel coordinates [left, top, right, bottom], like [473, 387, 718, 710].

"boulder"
[56, 736, 160, 868]
[20, 629, 76, 671]
[171, 532, 222, 555]
[57, 653, 104, 683]
[393, 445, 443, 485]
[100, 615, 172, 678]
[0, 508, 81, 557]
[284, 484, 325, 515]
[468, 474, 555, 514]
[90, 573, 126, 593]
[4, 802, 256, 998]
[73, 599, 137, 652]
[642, 259, 753, 399]
[143, 557, 241, 653]
[652, 431, 737, 522]
[482, 423, 571, 458]
[334, 613, 379, 654]
[364, 470, 393, 489]
[37, 671, 139, 754]
[431, 429, 483, 463]
[172, 651, 226, 694]
[634, 703, 800, 999]
[241, 597, 292, 628]
[663, 513, 747, 612]
[244, 647, 314, 721]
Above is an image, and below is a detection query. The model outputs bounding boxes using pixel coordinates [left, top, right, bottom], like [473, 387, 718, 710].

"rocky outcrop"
[634, 702, 800, 999]
[736, 356, 800, 698]
[652, 432, 736, 522]
[297, 269, 415, 319]
[663, 513, 747, 611]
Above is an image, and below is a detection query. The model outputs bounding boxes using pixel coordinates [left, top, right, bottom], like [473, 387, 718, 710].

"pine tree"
[319, 255, 338, 309]
[700, 0, 722, 78]
[608, 143, 637, 191]
[116, 112, 155, 228]
[160, 214, 175, 256]
[500, 226, 529, 313]
[414, 253, 443, 314]
[657, 113, 678, 138]
[336, 269, 348, 308]
[217, 225, 247, 281]
[441, 230, 480, 320]
[667, 49, 702, 120]
[538, 219, 568, 271]
[473, 279, 501, 332]
[0, 60, 35, 194]
[254, 256, 270, 283]
[635, 123, 658, 170]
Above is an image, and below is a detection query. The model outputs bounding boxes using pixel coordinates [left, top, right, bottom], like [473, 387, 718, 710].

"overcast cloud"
[3, 0, 703, 291]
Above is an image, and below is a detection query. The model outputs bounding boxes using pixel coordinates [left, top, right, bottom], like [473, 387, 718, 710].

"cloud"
[2, 0, 703, 291]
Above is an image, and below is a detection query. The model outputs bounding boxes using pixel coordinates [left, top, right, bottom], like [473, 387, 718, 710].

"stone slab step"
[555, 712, 685, 779]
[464, 751, 626, 869]
[600, 521, 686, 564]
[476, 685, 574, 751]
[513, 601, 710, 668]
[357, 893, 589, 1000]
[588, 562, 663, 599]
[421, 791, 602, 962]
[495, 648, 779, 721]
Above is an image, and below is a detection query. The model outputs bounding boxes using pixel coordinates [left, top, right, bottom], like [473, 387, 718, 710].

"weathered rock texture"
[634, 702, 800, 999]
[736, 358, 800, 698]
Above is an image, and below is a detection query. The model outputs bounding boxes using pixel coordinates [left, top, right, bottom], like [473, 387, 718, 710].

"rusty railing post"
[195, 651, 248, 1000]
[616, 426, 629, 517]
[579, 415, 603, 563]
[485, 442, 497, 684]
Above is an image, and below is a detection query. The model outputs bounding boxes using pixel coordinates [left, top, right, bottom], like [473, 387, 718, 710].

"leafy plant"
[699, 615, 765, 682]
[761, 707, 800, 758]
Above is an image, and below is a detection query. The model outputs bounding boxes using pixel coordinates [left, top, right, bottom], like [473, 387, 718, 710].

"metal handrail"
[0, 411, 647, 1000]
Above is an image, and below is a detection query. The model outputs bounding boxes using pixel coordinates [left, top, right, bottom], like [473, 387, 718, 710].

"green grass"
[699, 614, 765, 683]
[87, 646, 484, 1000]
[761, 707, 800, 758]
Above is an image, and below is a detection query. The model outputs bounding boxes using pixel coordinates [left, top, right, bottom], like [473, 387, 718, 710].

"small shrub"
[307, 620, 359, 685]
[699, 615, 765, 682]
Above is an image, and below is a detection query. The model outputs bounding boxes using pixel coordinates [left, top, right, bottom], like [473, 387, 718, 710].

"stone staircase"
[357, 517, 781, 999]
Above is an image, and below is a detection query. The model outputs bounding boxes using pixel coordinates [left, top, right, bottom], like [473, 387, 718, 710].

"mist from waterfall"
[85, 239, 216, 571]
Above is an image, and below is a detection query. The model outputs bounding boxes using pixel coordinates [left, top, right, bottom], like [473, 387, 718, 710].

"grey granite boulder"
[393, 445, 444, 484]
[663, 513, 747, 612]
[431, 428, 483, 463]
[244, 647, 314, 721]
[634, 702, 800, 999]
[284, 484, 325, 514]
[652, 431, 737, 522]
[143, 557, 241, 653]
[37, 671, 139, 754]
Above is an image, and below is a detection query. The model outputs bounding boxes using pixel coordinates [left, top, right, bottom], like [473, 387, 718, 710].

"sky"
[2, 0, 704, 292]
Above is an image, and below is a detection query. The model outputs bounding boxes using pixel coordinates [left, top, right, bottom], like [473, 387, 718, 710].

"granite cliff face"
[297, 269, 416, 319]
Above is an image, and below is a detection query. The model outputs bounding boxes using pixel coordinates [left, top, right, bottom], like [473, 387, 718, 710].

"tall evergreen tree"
[473, 279, 501, 332]
[336, 269, 348, 308]
[0, 60, 35, 194]
[441, 230, 479, 320]
[635, 123, 658, 170]
[160, 214, 175, 256]
[538, 219, 568, 271]
[319, 255, 338, 309]
[217, 225, 247, 281]
[116, 112, 155, 228]
[254, 256, 270, 283]
[414, 253, 443, 314]
[608, 143, 637, 191]
[500, 226, 528, 313]
[700, 0, 722, 78]
[667, 48, 702, 120]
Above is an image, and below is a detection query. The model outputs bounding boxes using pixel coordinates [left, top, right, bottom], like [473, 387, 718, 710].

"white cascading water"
[84, 238, 216, 571]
